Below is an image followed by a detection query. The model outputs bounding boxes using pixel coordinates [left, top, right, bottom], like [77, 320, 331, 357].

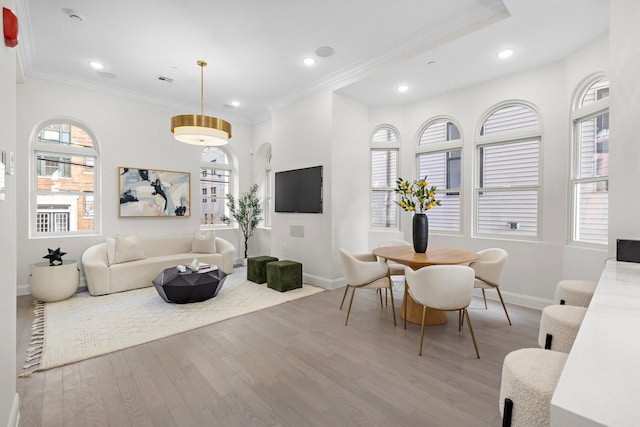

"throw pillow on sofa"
[192, 230, 216, 253]
[113, 233, 146, 264]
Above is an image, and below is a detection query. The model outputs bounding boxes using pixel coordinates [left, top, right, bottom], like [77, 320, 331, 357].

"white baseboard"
[303, 273, 344, 290]
[8, 393, 19, 427]
[473, 288, 552, 311]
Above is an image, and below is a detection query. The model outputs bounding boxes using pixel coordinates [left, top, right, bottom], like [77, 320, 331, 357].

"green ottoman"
[267, 260, 302, 292]
[247, 256, 279, 284]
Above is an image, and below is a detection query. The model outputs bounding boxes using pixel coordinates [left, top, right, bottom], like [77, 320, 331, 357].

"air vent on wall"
[157, 75, 173, 83]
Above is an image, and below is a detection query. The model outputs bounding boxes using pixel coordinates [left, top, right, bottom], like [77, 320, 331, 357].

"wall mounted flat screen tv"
[275, 166, 323, 213]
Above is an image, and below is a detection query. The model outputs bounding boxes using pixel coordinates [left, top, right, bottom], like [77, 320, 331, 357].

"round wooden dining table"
[372, 246, 479, 325]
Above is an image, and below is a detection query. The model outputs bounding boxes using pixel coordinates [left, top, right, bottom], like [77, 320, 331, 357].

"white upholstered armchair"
[339, 249, 396, 327]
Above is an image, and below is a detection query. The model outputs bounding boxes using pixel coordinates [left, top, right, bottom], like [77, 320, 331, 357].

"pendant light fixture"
[171, 60, 232, 146]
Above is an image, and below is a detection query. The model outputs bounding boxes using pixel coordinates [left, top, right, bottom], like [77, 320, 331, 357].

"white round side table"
[30, 260, 80, 302]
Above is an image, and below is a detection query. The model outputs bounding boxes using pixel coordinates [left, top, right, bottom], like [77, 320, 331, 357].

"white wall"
[609, 0, 640, 250]
[364, 36, 610, 308]
[16, 77, 253, 291]
[269, 90, 338, 286]
[1, 0, 19, 425]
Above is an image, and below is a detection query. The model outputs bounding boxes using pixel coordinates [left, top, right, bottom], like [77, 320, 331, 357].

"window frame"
[30, 120, 100, 238]
[370, 125, 400, 229]
[474, 101, 543, 240]
[415, 116, 464, 234]
[570, 74, 610, 246]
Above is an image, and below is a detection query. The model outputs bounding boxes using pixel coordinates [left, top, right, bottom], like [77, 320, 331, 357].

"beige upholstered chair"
[339, 249, 396, 327]
[376, 240, 411, 305]
[469, 248, 511, 325]
[404, 265, 479, 358]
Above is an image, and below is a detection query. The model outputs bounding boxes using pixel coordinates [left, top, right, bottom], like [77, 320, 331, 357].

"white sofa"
[82, 234, 235, 296]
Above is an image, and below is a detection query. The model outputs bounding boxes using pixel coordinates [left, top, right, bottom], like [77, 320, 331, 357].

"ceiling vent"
[157, 75, 173, 83]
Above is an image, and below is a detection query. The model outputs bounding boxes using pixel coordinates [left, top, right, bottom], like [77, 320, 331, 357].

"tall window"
[32, 122, 98, 236]
[571, 76, 609, 244]
[370, 126, 399, 228]
[200, 147, 232, 226]
[416, 118, 462, 232]
[476, 103, 541, 238]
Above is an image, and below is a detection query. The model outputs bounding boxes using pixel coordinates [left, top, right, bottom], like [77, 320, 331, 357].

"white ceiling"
[17, 0, 609, 124]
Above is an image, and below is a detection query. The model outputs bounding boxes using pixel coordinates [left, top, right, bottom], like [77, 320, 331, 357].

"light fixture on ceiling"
[497, 48, 515, 59]
[303, 57, 316, 66]
[89, 61, 104, 69]
[397, 84, 409, 93]
[171, 60, 232, 146]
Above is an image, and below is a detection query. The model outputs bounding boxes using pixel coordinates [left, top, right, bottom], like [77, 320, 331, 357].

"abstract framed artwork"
[118, 167, 190, 217]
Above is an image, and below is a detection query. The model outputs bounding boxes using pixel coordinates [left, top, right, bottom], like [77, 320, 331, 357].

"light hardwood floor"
[16, 282, 541, 427]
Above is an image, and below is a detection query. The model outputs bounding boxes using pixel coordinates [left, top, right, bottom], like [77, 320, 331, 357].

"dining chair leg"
[481, 288, 488, 309]
[463, 308, 480, 359]
[388, 283, 397, 326]
[385, 288, 388, 306]
[404, 281, 409, 330]
[345, 287, 357, 326]
[340, 285, 349, 310]
[458, 309, 463, 332]
[495, 288, 512, 325]
[419, 305, 427, 356]
[378, 288, 383, 308]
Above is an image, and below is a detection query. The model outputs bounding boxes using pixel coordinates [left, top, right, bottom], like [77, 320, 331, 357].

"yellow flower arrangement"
[394, 176, 441, 214]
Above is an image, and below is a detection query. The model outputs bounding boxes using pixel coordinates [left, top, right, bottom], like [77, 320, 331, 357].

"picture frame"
[118, 167, 190, 217]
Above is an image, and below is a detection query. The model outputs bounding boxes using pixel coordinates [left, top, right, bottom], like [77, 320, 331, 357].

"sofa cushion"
[114, 233, 146, 264]
[192, 230, 216, 253]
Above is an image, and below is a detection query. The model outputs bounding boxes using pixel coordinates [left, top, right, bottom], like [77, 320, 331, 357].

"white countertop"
[551, 260, 640, 426]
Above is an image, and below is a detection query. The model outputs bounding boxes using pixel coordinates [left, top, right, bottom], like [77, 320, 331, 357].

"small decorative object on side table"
[30, 259, 80, 302]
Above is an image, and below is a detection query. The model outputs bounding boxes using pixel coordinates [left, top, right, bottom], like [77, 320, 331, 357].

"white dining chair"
[469, 248, 511, 325]
[404, 265, 479, 358]
[376, 240, 411, 305]
[339, 249, 397, 327]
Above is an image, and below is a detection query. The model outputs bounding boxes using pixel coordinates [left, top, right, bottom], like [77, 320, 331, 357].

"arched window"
[370, 126, 399, 228]
[476, 102, 541, 238]
[200, 147, 232, 227]
[571, 75, 609, 244]
[31, 121, 99, 236]
[416, 117, 462, 232]
[258, 143, 272, 227]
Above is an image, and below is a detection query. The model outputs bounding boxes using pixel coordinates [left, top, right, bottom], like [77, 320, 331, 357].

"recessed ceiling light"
[397, 85, 409, 93]
[231, 100, 240, 107]
[303, 57, 316, 66]
[89, 61, 104, 70]
[497, 49, 515, 59]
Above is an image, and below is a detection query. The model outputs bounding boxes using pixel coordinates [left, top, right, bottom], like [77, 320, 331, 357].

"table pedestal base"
[400, 293, 447, 325]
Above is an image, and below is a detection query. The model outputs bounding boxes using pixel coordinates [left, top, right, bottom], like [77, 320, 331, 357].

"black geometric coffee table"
[152, 266, 227, 304]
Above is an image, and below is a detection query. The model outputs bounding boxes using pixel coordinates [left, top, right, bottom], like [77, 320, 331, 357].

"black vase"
[412, 213, 429, 253]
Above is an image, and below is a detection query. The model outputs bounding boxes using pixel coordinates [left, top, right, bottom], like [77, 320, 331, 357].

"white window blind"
[572, 78, 609, 244]
[371, 148, 398, 227]
[417, 119, 462, 232]
[477, 104, 540, 238]
[370, 125, 399, 228]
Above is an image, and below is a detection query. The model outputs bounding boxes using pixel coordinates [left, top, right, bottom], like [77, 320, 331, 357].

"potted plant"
[394, 176, 441, 253]
[226, 184, 263, 260]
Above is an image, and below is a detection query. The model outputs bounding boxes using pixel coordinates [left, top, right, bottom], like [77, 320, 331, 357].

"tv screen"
[275, 166, 323, 213]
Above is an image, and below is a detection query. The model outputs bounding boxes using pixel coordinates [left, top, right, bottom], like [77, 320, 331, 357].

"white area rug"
[23, 271, 323, 374]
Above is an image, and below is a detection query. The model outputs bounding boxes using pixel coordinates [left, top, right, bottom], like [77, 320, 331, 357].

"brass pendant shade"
[171, 60, 232, 146]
